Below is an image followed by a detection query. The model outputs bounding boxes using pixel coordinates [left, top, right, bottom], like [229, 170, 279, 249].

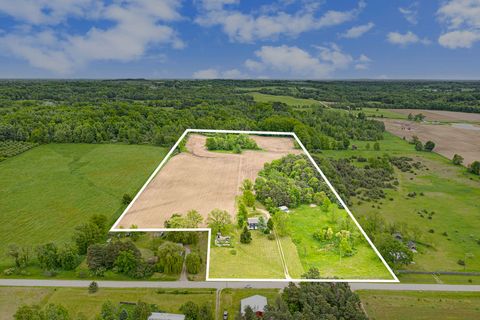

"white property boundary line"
[110, 129, 399, 283]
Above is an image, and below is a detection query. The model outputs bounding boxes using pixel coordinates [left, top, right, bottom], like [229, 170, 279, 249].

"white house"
[247, 217, 259, 230]
[241, 295, 267, 317]
[148, 312, 185, 320]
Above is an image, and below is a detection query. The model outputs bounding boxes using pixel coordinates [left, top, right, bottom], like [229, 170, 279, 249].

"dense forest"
[0, 80, 384, 152]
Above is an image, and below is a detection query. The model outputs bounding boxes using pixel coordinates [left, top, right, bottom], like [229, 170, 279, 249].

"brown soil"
[117, 134, 301, 228]
[389, 109, 480, 123]
[383, 119, 480, 166]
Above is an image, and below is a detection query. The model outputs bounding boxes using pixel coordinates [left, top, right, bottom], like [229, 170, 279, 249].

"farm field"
[388, 109, 480, 123]
[358, 290, 480, 320]
[0, 144, 167, 269]
[0, 287, 216, 320]
[219, 288, 280, 320]
[116, 133, 301, 228]
[383, 118, 480, 166]
[320, 133, 480, 273]
[286, 205, 392, 279]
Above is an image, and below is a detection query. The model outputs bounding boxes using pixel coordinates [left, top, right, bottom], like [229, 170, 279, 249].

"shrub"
[122, 193, 133, 205]
[88, 281, 98, 293]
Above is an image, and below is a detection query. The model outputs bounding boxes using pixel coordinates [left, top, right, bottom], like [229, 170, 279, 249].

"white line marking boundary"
[110, 128, 399, 283]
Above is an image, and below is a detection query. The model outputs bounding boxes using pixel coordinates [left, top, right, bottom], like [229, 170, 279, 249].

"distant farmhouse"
[148, 312, 185, 320]
[247, 217, 259, 230]
[241, 295, 267, 317]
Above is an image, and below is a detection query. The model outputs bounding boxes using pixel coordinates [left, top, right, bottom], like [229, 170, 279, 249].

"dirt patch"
[383, 119, 480, 166]
[389, 109, 480, 123]
[117, 134, 301, 228]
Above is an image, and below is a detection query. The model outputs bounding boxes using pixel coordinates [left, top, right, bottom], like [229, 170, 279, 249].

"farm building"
[241, 295, 267, 317]
[278, 206, 289, 213]
[247, 217, 259, 230]
[148, 312, 185, 320]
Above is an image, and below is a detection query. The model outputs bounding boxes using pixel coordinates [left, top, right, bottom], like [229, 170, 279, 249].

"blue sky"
[0, 0, 479, 79]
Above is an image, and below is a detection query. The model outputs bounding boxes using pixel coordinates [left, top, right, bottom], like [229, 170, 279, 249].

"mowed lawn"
[209, 230, 286, 279]
[0, 287, 215, 320]
[319, 133, 480, 272]
[0, 144, 166, 268]
[286, 205, 392, 279]
[219, 288, 280, 319]
[358, 290, 480, 320]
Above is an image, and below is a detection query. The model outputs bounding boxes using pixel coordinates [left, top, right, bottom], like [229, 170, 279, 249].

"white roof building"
[278, 205, 289, 213]
[148, 313, 185, 320]
[240, 295, 267, 316]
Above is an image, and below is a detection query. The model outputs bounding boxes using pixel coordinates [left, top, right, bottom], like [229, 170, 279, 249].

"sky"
[0, 0, 479, 79]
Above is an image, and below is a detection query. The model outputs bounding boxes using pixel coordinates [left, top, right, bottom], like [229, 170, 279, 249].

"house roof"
[278, 206, 289, 211]
[148, 313, 185, 320]
[241, 295, 267, 315]
[247, 217, 259, 224]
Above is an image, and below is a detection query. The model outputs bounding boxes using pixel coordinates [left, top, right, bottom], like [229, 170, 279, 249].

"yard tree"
[198, 303, 214, 320]
[14, 305, 44, 320]
[180, 301, 199, 320]
[377, 234, 413, 268]
[207, 209, 232, 235]
[100, 302, 119, 320]
[237, 201, 248, 227]
[452, 154, 464, 165]
[185, 251, 202, 274]
[114, 250, 139, 275]
[424, 140, 435, 152]
[157, 242, 185, 274]
[267, 218, 274, 230]
[119, 309, 129, 320]
[132, 301, 151, 320]
[321, 197, 332, 213]
[36, 243, 59, 270]
[73, 220, 105, 255]
[185, 210, 203, 228]
[243, 306, 255, 320]
[414, 140, 424, 151]
[240, 226, 252, 244]
[243, 189, 256, 207]
[257, 216, 267, 231]
[8, 244, 30, 268]
[58, 244, 79, 270]
[44, 304, 70, 320]
[469, 161, 480, 175]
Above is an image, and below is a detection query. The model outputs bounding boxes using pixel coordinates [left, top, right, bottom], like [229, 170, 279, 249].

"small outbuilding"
[241, 295, 267, 317]
[247, 217, 259, 230]
[148, 312, 185, 320]
[278, 206, 289, 213]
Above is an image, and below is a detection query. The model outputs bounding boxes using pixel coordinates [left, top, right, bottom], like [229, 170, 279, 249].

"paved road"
[1, 279, 480, 292]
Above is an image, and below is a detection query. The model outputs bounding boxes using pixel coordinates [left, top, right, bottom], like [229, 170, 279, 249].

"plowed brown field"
[117, 134, 301, 228]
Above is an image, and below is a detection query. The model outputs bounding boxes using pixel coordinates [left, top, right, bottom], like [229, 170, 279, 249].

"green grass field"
[0, 287, 215, 320]
[358, 290, 480, 320]
[219, 288, 280, 320]
[285, 205, 392, 279]
[208, 230, 286, 279]
[319, 133, 480, 273]
[349, 107, 407, 120]
[0, 144, 167, 269]
[249, 92, 324, 107]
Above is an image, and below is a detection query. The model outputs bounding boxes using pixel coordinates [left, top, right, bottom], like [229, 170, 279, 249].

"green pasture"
[0, 287, 215, 320]
[358, 290, 480, 320]
[0, 144, 167, 269]
[285, 205, 392, 279]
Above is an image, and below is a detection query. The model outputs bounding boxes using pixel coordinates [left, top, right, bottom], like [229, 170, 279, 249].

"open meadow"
[0, 286, 216, 320]
[0, 144, 166, 269]
[320, 133, 480, 273]
[358, 290, 480, 320]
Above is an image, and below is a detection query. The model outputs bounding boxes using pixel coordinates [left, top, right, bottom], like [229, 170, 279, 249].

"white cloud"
[354, 54, 372, 70]
[399, 2, 419, 25]
[0, 0, 184, 74]
[192, 68, 246, 79]
[437, 0, 480, 48]
[196, 0, 365, 43]
[340, 22, 374, 39]
[387, 31, 430, 46]
[244, 44, 356, 78]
